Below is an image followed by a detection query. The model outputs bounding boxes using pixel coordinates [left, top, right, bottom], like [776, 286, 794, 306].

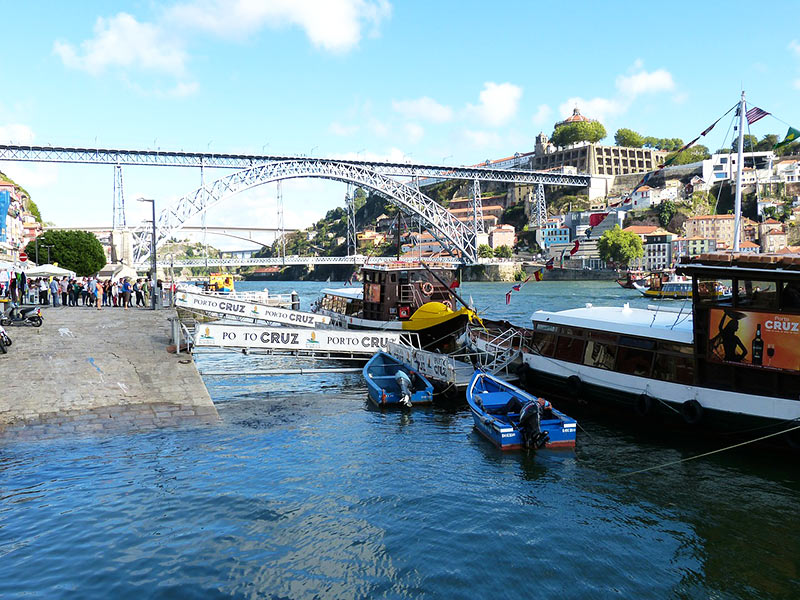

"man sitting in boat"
[490, 396, 551, 449]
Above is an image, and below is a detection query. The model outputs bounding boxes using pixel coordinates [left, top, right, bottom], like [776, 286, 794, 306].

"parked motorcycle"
[1, 303, 43, 327]
[0, 323, 10, 353]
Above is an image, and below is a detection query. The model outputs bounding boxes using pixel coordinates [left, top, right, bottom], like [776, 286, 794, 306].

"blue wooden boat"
[363, 351, 434, 407]
[466, 370, 577, 450]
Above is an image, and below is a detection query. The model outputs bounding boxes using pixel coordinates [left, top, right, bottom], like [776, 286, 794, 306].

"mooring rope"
[614, 421, 800, 478]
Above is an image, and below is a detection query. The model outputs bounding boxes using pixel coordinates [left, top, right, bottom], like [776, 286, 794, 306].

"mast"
[733, 90, 746, 252]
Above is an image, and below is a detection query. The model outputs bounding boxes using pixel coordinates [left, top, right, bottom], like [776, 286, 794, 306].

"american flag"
[745, 106, 769, 125]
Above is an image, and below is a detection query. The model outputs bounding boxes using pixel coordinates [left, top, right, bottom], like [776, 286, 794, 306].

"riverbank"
[0, 305, 219, 440]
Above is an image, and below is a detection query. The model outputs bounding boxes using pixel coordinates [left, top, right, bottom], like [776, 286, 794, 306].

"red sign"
[708, 308, 800, 371]
[19, 252, 27, 262]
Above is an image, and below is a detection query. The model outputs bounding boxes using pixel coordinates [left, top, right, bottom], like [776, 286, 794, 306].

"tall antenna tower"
[112, 164, 126, 229]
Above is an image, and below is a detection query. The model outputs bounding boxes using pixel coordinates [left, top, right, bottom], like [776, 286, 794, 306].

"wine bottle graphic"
[751, 324, 764, 366]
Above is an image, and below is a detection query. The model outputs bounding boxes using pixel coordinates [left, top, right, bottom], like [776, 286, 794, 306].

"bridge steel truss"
[131, 159, 486, 265]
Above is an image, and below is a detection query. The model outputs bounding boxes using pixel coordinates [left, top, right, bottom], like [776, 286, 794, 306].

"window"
[616, 346, 653, 376]
[584, 339, 616, 369]
[555, 335, 585, 364]
[780, 281, 800, 310]
[736, 280, 777, 310]
[653, 354, 694, 384]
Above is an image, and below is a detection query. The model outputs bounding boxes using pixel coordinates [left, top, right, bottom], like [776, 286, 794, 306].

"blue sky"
[1, 1, 799, 248]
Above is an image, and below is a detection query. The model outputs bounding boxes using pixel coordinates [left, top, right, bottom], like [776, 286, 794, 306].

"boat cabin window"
[555, 335, 584, 364]
[652, 354, 694, 384]
[696, 278, 733, 307]
[616, 346, 653, 377]
[531, 331, 556, 357]
[584, 339, 616, 370]
[618, 335, 656, 351]
[735, 279, 777, 310]
[780, 281, 800, 310]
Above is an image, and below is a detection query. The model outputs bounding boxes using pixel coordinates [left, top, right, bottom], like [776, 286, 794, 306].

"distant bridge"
[160, 255, 461, 268]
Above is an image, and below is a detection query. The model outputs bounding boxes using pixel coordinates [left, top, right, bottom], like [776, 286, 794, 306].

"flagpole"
[733, 90, 745, 252]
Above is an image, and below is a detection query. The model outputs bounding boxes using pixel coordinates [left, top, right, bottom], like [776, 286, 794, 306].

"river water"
[2, 280, 798, 599]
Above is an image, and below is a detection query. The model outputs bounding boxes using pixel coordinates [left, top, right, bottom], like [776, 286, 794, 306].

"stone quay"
[0, 304, 219, 440]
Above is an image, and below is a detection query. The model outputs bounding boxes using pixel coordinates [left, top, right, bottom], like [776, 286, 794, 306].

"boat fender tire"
[421, 282, 434, 296]
[443, 300, 452, 310]
[566, 375, 582, 399]
[681, 399, 704, 426]
[635, 393, 653, 417]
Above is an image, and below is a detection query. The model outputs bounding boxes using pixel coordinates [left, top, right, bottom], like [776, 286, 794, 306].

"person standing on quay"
[142, 280, 150, 308]
[60, 277, 68, 306]
[122, 278, 132, 310]
[49, 277, 59, 307]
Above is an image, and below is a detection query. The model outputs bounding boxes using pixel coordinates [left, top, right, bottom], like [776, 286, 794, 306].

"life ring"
[681, 399, 704, 425]
[443, 300, 453, 310]
[421, 281, 434, 296]
[635, 393, 653, 417]
[566, 375, 582, 399]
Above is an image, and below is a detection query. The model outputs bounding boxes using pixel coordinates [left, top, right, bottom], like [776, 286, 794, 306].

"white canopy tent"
[24, 263, 76, 278]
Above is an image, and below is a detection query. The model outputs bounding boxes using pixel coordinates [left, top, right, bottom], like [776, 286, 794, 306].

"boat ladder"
[477, 328, 521, 375]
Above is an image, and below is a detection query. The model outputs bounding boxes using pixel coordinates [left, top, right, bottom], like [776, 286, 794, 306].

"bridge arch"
[131, 159, 478, 265]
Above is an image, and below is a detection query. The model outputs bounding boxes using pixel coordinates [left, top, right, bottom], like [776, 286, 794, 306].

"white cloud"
[467, 82, 522, 126]
[392, 97, 453, 123]
[53, 13, 188, 76]
[168, 0, 392, 53]
[462, 129, 502, 148]
[616, 68, 675, 96]
[558, 96, 626, 123]
[404, 123, 424, 143]
[555, 62, 678, 125]
[368, 117, 389, 137]
[531, 104, 552, 126]
[0, 163, 59, 189]
[329, 122, 359, 136]
[790, 40, 800, 56]
[0, 124, 35, 144]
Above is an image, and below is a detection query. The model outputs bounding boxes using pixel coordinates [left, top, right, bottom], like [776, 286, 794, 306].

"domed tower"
[553, 106, 596, 130]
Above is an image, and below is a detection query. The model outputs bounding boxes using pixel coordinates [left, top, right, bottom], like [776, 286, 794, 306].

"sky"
[1, 0, 799, 250]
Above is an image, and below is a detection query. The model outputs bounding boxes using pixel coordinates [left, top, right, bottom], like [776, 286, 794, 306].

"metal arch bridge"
[159, 255, 461, 268]
[0, 143, 591, 265]
[130, 158, 489, 264]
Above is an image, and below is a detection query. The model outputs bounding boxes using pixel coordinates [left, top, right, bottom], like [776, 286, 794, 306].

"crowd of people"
[0, 273, 162, 310]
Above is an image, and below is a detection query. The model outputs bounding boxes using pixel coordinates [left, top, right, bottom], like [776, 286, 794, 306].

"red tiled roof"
[623, 225, 659, 234]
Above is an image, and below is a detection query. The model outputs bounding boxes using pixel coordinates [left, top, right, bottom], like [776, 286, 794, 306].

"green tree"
[664, 144, 710, 166]
[658, 199, 677, 229]
[495, 245, 513, 259]
[26, 199, 43, 223]
[478, 244, 494, 258]
[25, 230, 106, 276]
[756, 134, 779, 152]
[731, 134, 758, 153]
[596, 225, 643, 267]
[551, 121, 607, 147]
[614, 128, 644, 148]
[353, 187, 367, 211]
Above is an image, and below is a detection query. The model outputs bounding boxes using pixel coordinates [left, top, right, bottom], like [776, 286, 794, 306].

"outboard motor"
[519, 400, 549, 449]
[394, 370, 413, 408]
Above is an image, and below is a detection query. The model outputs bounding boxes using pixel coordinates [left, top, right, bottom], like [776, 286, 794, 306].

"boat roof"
[677, 252, 800, 280]
[362, 262, 457, 272]
[532, 304, 693, 344]
[321, 287, 363, 300]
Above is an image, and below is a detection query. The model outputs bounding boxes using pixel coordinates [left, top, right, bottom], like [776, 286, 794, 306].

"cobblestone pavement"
[0, 304, 219, 438]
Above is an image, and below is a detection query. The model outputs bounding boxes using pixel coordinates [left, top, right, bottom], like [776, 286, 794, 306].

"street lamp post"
[137, 198, 158, 310]
[42, 245, 53, 264]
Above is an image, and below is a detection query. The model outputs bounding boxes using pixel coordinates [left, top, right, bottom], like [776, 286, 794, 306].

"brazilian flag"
[774, 127, 800, 149]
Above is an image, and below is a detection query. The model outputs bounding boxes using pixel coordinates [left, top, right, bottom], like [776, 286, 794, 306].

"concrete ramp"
[0, 306, 219, 439]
